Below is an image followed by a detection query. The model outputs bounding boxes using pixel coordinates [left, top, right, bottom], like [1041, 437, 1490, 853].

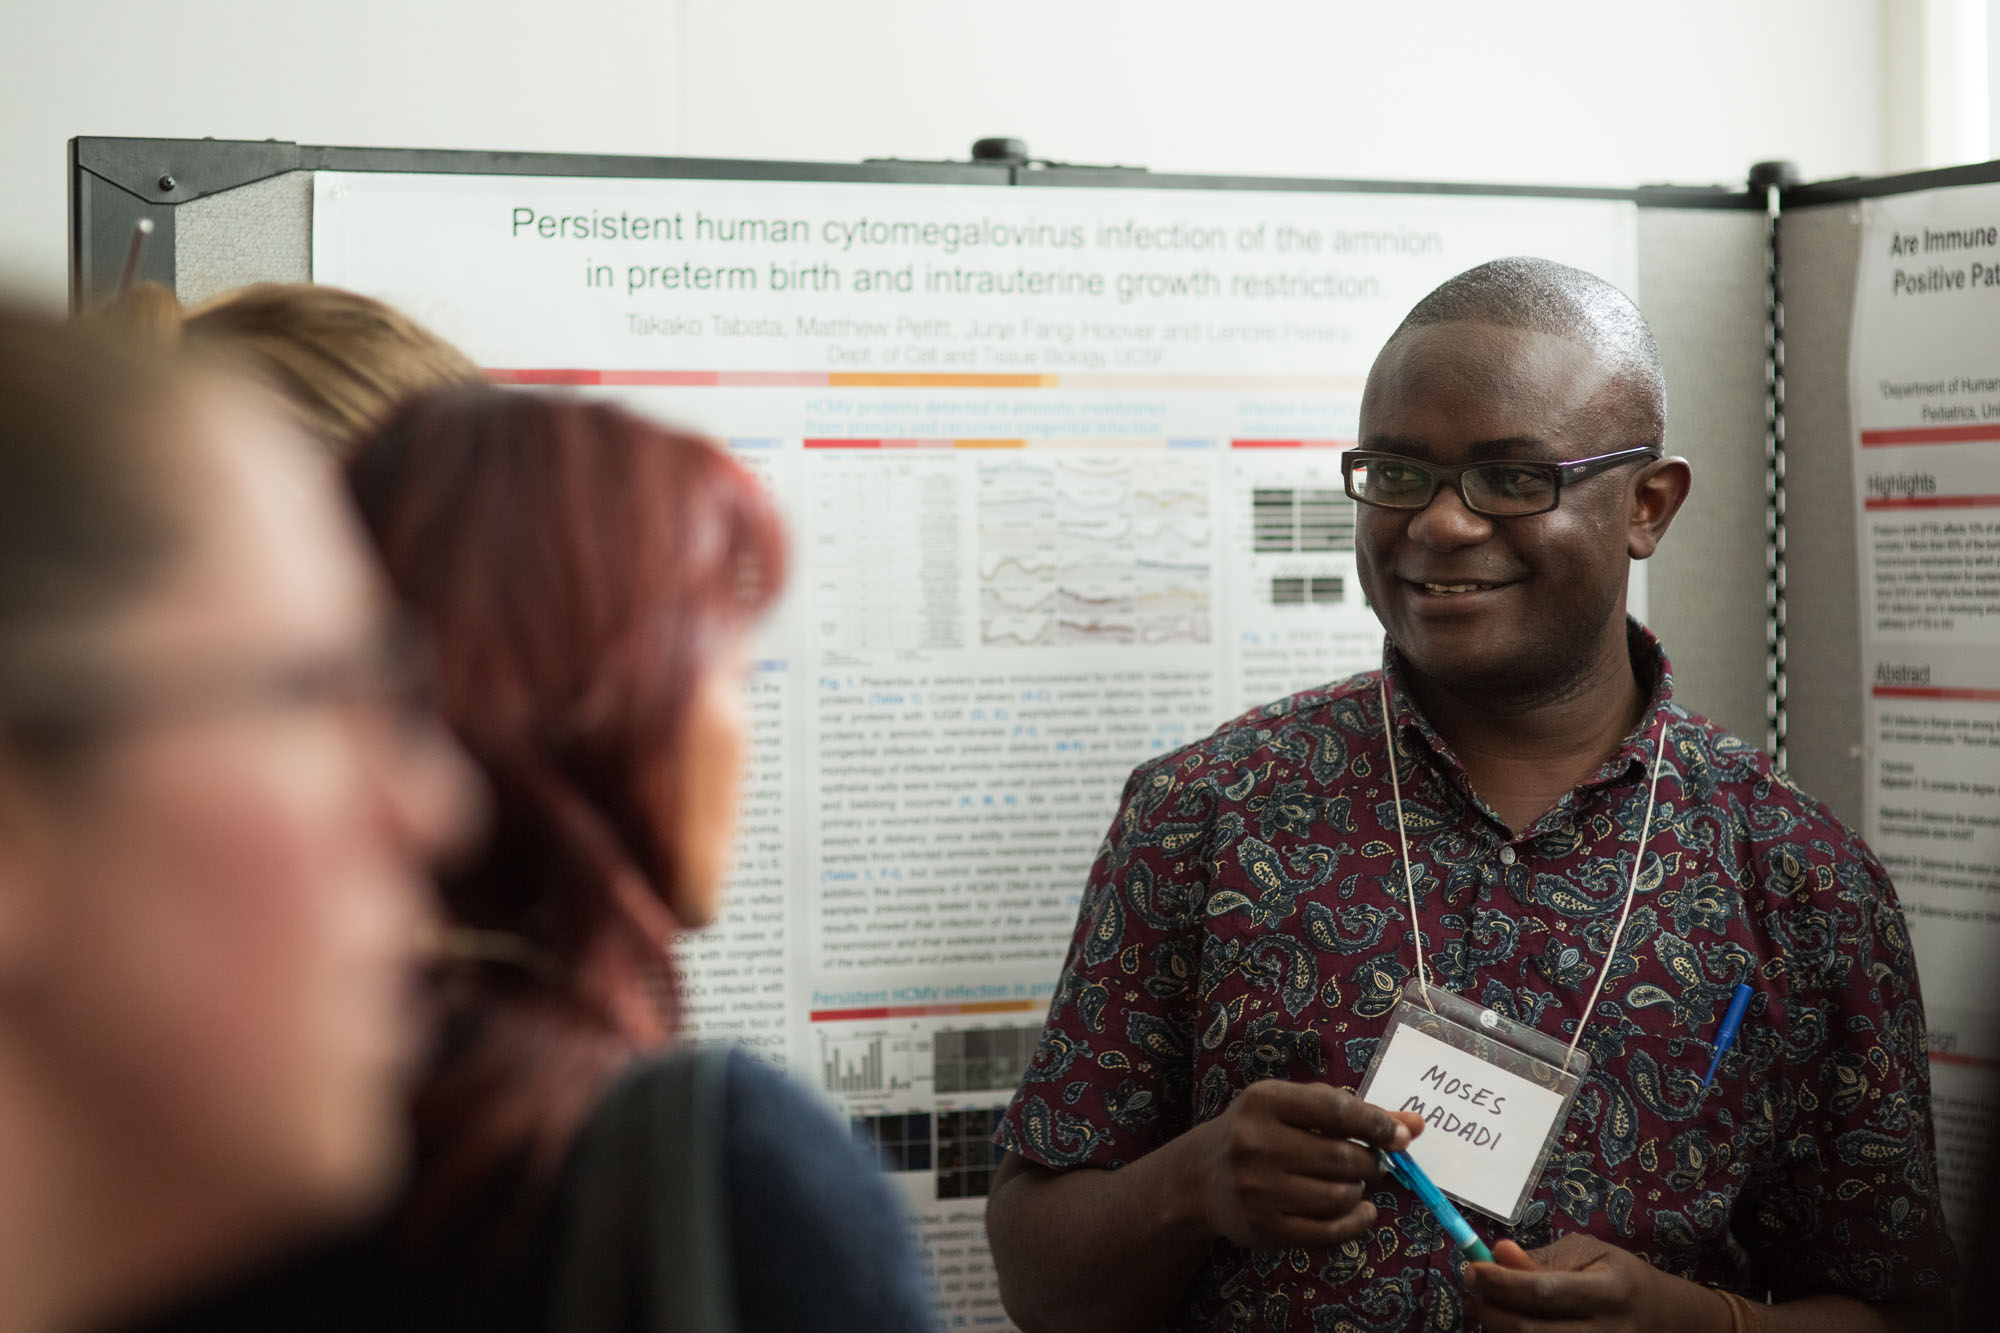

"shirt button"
[1498, 846, 1518, 866]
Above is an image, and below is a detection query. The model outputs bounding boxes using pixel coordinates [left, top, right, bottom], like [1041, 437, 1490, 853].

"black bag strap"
[549, 1043, 738, 1333]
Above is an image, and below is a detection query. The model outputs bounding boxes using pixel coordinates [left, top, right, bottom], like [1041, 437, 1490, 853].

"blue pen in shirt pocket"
[1700, 983, 1756, 1089]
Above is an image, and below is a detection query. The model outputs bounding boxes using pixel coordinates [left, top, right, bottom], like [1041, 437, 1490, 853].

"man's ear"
[1628, 456, 1692, 560]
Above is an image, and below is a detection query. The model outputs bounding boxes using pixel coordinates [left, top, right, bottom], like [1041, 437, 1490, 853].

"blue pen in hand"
[1384, 1150, 1495, 1265]
[1701, 982, 1755, 1088]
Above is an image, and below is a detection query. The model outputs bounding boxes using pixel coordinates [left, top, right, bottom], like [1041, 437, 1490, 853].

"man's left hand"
[1469, 1236, 1726, 1333]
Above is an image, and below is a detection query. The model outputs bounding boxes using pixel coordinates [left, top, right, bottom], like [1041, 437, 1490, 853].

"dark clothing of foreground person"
[127, 1047, 931, 1333]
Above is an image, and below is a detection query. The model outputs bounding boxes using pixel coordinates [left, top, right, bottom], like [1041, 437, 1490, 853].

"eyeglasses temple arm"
[1557, 448, 1664, 486]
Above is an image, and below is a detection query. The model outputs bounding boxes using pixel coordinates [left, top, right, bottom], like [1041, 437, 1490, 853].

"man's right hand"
[1188, 1080, 1423, 1250]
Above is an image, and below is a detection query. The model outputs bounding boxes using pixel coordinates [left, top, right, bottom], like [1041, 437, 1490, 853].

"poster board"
[73, 138, 1775, 1326]
[1783, 164, 2000, 1243]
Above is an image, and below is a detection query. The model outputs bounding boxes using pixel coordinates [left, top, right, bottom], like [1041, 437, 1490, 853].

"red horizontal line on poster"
[1873, 685, 2000, 702]
[490, 368, 718, 386]
[1230, 439, 1355, 449]
[810, 999, 1044, 1023]
[1932, 1050, 2000, 1071]
[1863, 494, 2000, 510]
[1861, 424, 2000, 446]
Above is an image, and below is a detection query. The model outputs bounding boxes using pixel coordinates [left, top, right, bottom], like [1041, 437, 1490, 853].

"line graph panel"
[978, 454, 1212, 648]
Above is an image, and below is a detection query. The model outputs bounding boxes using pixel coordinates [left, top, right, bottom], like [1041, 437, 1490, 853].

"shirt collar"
[1378, 617, 1678, 796]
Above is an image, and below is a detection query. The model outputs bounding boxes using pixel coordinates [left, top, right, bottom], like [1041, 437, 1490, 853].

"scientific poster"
[1851, 182, 2000, 1239]
[316, 171, 1636, 1326]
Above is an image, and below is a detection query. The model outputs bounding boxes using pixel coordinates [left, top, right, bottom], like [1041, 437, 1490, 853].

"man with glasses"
[988, 258, 1955, 1332]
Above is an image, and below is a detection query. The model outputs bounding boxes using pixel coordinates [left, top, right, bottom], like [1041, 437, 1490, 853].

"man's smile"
[1414, 580, 1506, 594]
[1399, 575, 1519, 600]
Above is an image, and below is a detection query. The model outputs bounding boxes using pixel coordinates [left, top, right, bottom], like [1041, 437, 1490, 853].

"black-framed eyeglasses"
[1341, 445, 1664, 517]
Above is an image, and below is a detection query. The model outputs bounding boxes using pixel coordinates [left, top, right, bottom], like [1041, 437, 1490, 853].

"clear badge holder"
[1355, 979, 1590, 1225]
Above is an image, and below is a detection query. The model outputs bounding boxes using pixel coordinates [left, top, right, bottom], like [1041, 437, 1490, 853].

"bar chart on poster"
[820, 1026, 925, 1096]
[314, 171, 1637, 1327]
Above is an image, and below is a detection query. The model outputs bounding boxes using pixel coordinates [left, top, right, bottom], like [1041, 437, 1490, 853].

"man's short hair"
[1390, 257, 1666, 442]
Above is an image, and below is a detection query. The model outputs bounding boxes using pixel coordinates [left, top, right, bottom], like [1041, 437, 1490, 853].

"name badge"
[1355, 980, 1589, 1224]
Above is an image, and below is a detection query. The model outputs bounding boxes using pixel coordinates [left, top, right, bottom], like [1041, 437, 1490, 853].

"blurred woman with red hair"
[133, 389, 933, 1332]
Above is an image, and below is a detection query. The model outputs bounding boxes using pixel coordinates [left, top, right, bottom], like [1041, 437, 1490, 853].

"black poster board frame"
[70, 136, 1760, 309]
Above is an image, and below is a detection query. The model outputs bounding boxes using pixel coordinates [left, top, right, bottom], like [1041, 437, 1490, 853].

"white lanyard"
[1376, 671, 1671, 1066]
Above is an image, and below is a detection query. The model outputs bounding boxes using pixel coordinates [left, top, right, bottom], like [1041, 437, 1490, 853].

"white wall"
[2, 0, 1895, 308]
[1885, 0, 1990, 170]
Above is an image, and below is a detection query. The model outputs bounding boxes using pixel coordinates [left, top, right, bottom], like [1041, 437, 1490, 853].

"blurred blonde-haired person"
[88, 281, 484, 456]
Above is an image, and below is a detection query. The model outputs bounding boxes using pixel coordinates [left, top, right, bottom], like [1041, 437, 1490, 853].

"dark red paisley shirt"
[997, 623, 1956, 1331]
